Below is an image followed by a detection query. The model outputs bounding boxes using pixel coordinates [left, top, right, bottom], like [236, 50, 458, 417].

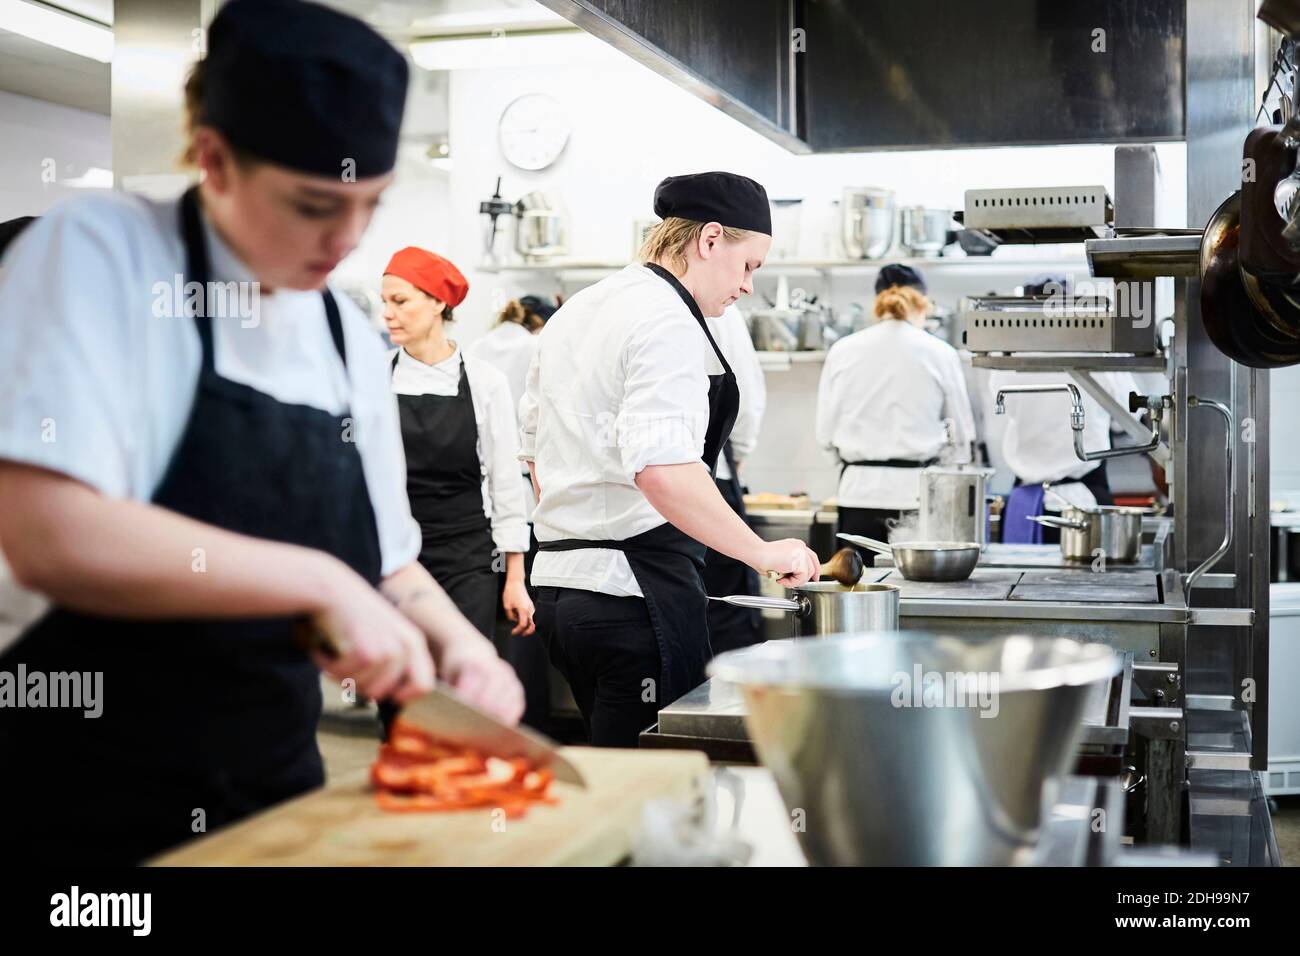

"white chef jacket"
[0, 190, 422, 649]
[816, 319, 976, 510]
[705, 304, 766, 484]
[988, 369, 1141, 509]
[389, 346, 531, 554]
[466, 320, 538, 416]
[518, 263, 720, 598]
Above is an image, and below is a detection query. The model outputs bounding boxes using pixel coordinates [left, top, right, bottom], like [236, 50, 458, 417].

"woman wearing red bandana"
[382, 248, 535, 710]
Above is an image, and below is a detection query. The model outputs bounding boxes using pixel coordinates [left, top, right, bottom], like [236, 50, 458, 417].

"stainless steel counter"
[692, 769, 1163, 866]
[652, 649, 1133, 751]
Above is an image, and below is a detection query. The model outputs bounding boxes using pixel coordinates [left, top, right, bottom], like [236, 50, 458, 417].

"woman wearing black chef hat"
[0, 0, 521, 866]
[817, 263, 977, 550]
[520, 171, 820, 747]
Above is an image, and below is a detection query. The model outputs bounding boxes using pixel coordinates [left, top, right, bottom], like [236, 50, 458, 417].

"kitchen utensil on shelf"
[708, 634, 1121, 865]
[707, 581, 899, 637]
[478, 176, 514, 265]
[899, 206, 954, 257]
[293, 615, 585, 786]
[769, 198, 803, 260]
[513, 190, 568, 260]
[840, 187, 895, 259]
[837, 533, 980, 582]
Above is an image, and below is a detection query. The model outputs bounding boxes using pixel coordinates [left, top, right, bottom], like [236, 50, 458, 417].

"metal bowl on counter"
[709, 581, 899, 637]
[708, 633, 1120, 866]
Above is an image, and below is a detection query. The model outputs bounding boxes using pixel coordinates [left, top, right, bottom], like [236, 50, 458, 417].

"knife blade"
[401, 685, 586, 788]
[293, 614, 586, 788]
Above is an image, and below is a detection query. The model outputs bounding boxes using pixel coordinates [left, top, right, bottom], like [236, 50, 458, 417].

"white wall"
[333, 34, 1206, 503]
[0, 90, 110, 221]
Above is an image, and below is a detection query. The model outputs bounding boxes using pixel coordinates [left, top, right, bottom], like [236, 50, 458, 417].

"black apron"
[0, 186, 384, 866]
[391, 353, 497, 638]
[702, 439, 763, 654]
[538, 263, 740, 705]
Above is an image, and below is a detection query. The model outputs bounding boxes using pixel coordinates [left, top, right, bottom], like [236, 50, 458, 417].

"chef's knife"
[401, 684, 586, 787]
[293, 616, 586, 788]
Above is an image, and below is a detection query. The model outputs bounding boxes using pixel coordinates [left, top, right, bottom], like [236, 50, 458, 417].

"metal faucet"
[995, 384, 1167, 462]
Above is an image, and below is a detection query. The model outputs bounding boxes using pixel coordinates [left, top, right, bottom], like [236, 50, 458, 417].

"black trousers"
[534, 585, 661, 748]
[837, 506, 904, 564]
[502, 525, 554, 737]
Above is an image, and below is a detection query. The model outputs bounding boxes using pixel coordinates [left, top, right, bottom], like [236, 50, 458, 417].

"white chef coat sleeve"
[815, 343, 845, 466]
[469, 361, 530, 554]
[0, 198, 142, 498]
[617, 309, 711, 478]
[517, 347, 540, 463]
[726, 315, 767, 463]
[335, 302, 422, 577]
[940, 348, 977, 463]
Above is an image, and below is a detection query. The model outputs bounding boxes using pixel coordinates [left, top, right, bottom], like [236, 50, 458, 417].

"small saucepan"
[709, 581, 900, 637]
[836, 533, 980, 582]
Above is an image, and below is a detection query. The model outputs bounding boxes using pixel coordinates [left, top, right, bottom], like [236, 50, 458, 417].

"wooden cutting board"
[151, 747, 708, 867]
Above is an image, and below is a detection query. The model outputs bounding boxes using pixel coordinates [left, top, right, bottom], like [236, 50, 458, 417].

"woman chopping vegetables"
[0, 0, 522, 866]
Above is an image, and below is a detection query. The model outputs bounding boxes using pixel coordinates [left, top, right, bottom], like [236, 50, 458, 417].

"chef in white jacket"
[0, 0, 521, 866]
[817, 264, 976, 546]
[382, 247, 534, 642]
[987, 274, 1143, 543]
[467, 295, 553, 412]
[989, 370, 1141, 531]
[701, 303, 769, 652]
[519, 171, 818, 747]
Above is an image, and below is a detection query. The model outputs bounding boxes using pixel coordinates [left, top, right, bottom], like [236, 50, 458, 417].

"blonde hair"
[496, 299, 544, 332]
[638, 217, 753, 272]
[873, 284, 931, 322]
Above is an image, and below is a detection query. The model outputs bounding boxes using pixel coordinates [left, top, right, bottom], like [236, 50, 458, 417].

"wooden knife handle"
[291, 613, 347, 660]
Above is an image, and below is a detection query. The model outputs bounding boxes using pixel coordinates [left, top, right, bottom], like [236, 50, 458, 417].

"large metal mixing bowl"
[708, 633, 1120, 866]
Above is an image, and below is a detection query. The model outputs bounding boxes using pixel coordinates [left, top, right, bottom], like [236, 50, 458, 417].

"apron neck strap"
[643, 262, 734, 377]
[179, 186, 347, 373]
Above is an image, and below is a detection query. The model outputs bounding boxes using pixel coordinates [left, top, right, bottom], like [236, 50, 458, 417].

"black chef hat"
[874, 263, 926, 294]
[520, 294, 557, 322]
[653, 171, 772, 235]
[0, 216, 36, 260]
[202, 0, 408, 179]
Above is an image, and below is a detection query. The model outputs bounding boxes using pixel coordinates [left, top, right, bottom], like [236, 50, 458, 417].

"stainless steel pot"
[1030, 505, 1144, 563]
[709, 581, 899, 637]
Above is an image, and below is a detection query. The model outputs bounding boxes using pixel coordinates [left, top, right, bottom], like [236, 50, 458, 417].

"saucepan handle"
[1028, 514, 1089, 531]
[836, 532, 892, 556]
[708, 595, 801, 613]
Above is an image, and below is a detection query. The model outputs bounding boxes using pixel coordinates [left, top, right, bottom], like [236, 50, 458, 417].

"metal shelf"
[477, 254, 1087, 280]
[1085, 234, 1202, 279]
[970, 351, 1169, 372]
